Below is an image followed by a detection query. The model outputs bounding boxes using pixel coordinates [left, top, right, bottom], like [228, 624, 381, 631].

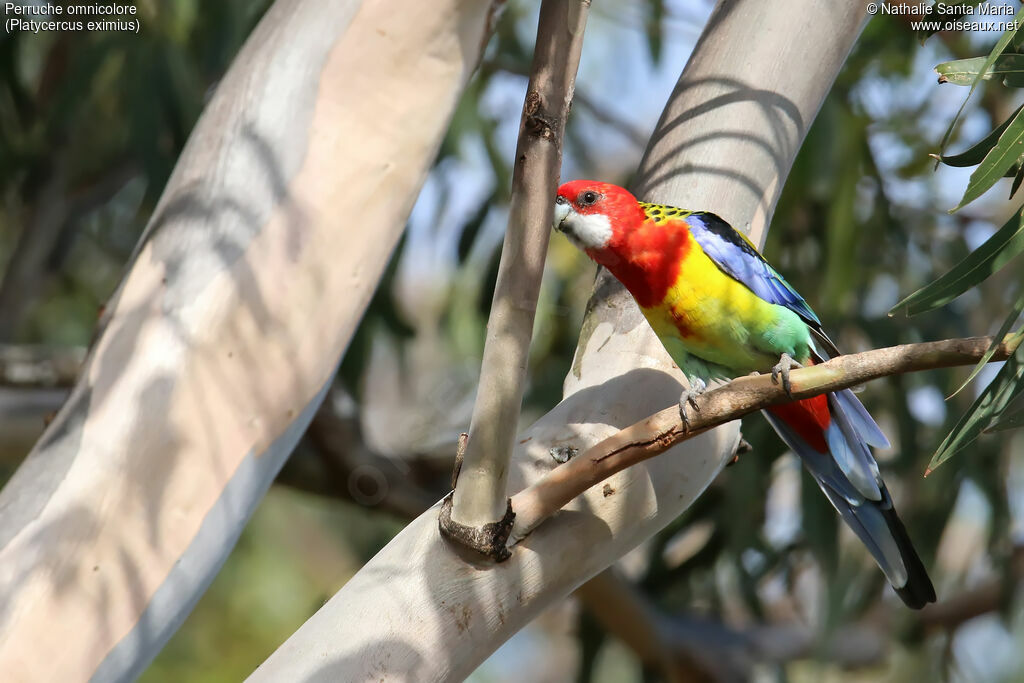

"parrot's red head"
[553, 180, 645, 254]
[554, 179, 691, 308]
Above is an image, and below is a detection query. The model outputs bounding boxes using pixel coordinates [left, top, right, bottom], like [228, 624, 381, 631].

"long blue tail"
[763, 388, 936, 609]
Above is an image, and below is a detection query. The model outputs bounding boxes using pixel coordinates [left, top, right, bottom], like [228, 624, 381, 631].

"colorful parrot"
[553, 180, 935, 609]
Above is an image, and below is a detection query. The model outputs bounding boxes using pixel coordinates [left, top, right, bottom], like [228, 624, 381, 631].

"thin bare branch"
[578, 570, 888, 681]
[571, 91, 649, 148]
[919, 545, 1024, 632]
[279, 401, 442, 520]
[448, 0, 591, 538]
[510, 334, 1022, 542]
[577, 571, 722, 683]
[0, 162, 138, 341]
[0, 344, 85, 388]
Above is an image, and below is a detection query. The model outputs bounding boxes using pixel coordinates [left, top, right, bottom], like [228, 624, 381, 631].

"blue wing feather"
[686, 213, 821, 325]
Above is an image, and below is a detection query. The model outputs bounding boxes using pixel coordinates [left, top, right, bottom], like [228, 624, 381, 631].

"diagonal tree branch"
[510, 334, 1023, 543]
[0, 344, 85, 388]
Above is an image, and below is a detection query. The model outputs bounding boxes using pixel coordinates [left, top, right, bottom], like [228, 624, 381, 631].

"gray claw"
[770, 353, 802, 398]
[678, 378, 707, 432]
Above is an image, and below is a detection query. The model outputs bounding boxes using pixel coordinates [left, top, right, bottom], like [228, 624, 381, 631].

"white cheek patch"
[564, 212, 612, 250]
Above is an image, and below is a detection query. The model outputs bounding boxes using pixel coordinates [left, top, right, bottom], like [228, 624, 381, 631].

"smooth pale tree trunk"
[0, 0, 497, 680]
[450, 0, 590, 536]
[251, 1, 873, 681]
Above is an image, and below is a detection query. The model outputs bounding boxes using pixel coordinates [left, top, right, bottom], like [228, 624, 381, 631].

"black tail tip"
[880, 490, 937, 609]
[895, 575, 937, 609]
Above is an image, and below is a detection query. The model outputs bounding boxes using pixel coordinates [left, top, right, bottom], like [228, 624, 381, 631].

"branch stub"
[438, 492, 516, 562]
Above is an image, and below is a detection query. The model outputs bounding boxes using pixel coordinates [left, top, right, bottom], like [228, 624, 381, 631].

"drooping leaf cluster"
[895, 11, 1024, 472]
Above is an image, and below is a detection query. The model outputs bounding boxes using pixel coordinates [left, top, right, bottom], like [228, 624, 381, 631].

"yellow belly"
[640, 248, 786, 372]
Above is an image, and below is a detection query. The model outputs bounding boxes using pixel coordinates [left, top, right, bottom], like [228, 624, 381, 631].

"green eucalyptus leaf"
[890, 208, 1024, 316]
[936, 54, 1024, 87]
[984, 397, 1024, 433]
[927, 342, 1024, 474]
[645, 0, 665, 65]
[951, 107, 1024, 211]
[949, 297, 1024, 398]
[937, 7, 1024, 155]
[1012, 162, 1024, 199]
[935, 103, 1024, 168]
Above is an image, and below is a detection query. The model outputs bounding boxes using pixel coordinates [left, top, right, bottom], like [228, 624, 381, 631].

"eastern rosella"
[553, 180, 935, 609]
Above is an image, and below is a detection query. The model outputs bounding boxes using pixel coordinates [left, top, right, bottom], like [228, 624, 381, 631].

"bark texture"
[0, 0, 496, 679]
[450, 0, 591, 534]
[250, 1, 874, 680]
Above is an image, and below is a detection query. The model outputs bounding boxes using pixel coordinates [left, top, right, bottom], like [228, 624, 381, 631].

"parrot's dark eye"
[579, 190, 599, 206]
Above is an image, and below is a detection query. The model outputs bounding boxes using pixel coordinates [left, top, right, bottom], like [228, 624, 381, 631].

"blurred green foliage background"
[2, 0, 1024, 681]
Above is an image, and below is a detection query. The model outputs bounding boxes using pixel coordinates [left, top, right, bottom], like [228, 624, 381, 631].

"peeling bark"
[0, 0, 496, 679]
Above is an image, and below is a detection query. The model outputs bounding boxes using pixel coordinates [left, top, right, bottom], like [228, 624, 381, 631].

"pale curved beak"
[553, 195, 571, 231]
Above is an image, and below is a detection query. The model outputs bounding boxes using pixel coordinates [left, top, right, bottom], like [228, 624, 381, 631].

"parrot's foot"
[678, 377, 707, 432]
[770, 353, 802, 398]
